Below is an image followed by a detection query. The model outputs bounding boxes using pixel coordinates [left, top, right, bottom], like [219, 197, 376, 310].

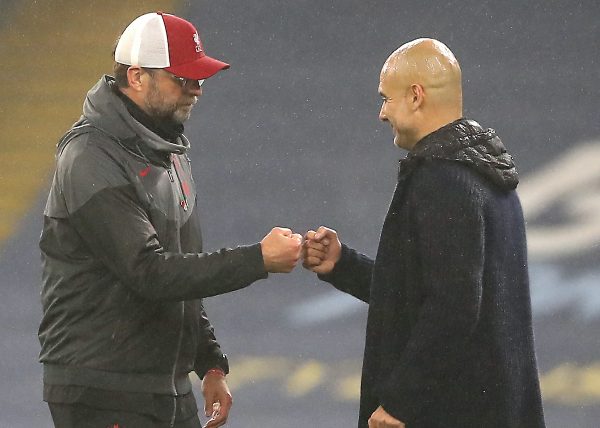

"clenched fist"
[260, 227, 303, 273]
[302, 226, 342, 275]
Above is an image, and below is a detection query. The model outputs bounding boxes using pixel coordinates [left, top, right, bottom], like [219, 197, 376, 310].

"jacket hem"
[43, 364, 192, 395]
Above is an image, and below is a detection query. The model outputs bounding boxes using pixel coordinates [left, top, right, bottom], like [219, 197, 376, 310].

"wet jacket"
[321, 119, 546, 428]
[39, 76, 267, 399]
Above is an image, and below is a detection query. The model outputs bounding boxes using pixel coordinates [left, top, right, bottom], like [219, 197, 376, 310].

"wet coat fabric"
[320, 119, 545, 428]
[39, 76, 267, 408]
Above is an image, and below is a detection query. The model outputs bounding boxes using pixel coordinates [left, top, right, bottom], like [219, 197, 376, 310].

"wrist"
[205, 367, 226, 378]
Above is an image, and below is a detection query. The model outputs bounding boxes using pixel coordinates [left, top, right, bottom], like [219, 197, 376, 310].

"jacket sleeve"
[318, 244, 373, 303]
[58, 136, 268, 302]
[378, 164, 485, 423]
[179, 201, 230, 377]
[193, 304, 229, 378]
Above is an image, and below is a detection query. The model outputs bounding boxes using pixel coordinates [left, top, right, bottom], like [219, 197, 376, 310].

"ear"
[126, 67, 144, 91]
[409, 84, 425, 110]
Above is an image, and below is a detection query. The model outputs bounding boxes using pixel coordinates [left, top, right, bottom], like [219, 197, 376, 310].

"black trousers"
[48, 402, 202, 428]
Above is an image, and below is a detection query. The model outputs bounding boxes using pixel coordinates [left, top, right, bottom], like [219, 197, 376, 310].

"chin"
[173, 110, 192, 124]
[393, 134, 415, 151]
[393, 136, 405, 149]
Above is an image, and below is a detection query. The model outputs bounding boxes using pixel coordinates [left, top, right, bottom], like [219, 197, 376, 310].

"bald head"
[378, 38, 463, 150]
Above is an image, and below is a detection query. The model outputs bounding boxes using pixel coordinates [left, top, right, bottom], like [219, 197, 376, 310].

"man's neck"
[413, 112, 462, 148]
[113, 85, 184, 143]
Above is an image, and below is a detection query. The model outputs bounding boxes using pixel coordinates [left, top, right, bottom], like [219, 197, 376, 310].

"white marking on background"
[520, 142, 600, 260]
[530, 265, 600, 321]
[287, 290, 365, 327]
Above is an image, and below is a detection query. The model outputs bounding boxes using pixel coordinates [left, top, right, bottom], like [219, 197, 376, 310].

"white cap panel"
[115, 13, 170, 68]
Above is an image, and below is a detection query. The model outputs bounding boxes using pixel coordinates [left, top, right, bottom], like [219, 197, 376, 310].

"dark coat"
[39, 76, 267, 406]
[321, 119, 545, 428]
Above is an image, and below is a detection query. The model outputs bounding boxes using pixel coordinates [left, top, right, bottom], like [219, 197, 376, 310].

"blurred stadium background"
[1, 0, 599, 426]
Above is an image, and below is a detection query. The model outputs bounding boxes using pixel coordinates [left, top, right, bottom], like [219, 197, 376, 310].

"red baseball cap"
[114, 12, 230, 80]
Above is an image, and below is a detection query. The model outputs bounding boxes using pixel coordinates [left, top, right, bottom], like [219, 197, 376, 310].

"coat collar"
[398, 118, 519, 190]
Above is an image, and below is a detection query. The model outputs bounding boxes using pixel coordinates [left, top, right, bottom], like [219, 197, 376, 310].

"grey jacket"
[39, 75, 267, 396]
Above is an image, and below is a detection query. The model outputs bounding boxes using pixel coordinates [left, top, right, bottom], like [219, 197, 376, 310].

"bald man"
[303, 39, 545, 428]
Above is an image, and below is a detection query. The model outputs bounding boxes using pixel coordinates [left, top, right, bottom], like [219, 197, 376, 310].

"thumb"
[205, 396, 214, 416]
[315, 226, 330, 241]
[210, 402, 221, 419]
[304, 230, 316, 241]
[275, 227, 292, 237]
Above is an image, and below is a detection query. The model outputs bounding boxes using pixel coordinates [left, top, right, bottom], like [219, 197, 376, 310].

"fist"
[260, 227, 303, 273]
[302, 226, 342, 275]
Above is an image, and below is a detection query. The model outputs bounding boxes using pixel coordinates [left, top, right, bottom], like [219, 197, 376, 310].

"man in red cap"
[39, 12, 302, 428]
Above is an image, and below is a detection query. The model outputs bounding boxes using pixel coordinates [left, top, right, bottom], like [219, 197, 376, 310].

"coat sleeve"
[318, 244, 374, 303]
[193, 304, 229, 378]
[59, 136, 268, 302]
[378, 164, 485, 423]
[175, 197, 230, 377]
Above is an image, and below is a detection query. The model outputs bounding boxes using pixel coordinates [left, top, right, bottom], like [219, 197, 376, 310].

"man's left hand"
[201, 371, 232, 427]
[368, 406, 405, 428]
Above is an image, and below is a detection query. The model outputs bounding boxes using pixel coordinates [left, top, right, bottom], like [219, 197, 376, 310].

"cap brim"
[165, 55, 230, 80]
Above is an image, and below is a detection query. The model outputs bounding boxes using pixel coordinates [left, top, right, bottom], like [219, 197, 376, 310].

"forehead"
[378, 68, 394, 93]
[380, 54, 413, 94]
[380, 53, 403, 80]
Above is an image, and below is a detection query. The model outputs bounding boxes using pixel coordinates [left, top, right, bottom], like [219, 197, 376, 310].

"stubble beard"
[392, 124, 418, 151]
[393, 127, 405, 149]
[144, 80, 197, 124]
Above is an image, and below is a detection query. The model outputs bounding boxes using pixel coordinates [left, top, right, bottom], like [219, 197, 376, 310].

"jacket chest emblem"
[139, 166, 151, 177]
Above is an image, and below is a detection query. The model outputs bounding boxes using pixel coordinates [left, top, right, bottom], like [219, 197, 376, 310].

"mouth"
[180, 97, 197, 108]
[179, 102, 196, 110]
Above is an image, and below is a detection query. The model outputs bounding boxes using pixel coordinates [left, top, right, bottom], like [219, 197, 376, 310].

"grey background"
[1, 0, 599, 427]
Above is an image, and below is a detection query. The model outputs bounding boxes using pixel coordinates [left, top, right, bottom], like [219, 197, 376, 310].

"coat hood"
[72, 75, 190, 156]
[401, 118, 519, 190]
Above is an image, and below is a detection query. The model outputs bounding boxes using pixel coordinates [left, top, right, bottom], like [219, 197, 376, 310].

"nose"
[186, 81, 203, 96]
[379, 103, 387, 122]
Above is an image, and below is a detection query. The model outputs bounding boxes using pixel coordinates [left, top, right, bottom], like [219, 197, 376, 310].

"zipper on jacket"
[169, 191, 186, 428]
[170, 155, 189, 211]
[169, 302, 186, 427]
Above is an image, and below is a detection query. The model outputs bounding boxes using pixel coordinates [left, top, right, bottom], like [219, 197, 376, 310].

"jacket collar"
[398, 118, 519, 190]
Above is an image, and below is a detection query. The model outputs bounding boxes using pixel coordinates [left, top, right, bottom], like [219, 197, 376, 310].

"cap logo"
[193, 33, 203, 53]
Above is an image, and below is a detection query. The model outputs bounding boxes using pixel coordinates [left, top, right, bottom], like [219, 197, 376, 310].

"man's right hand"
[260, 227, 303, 273]
[302, 226, 342, 275]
